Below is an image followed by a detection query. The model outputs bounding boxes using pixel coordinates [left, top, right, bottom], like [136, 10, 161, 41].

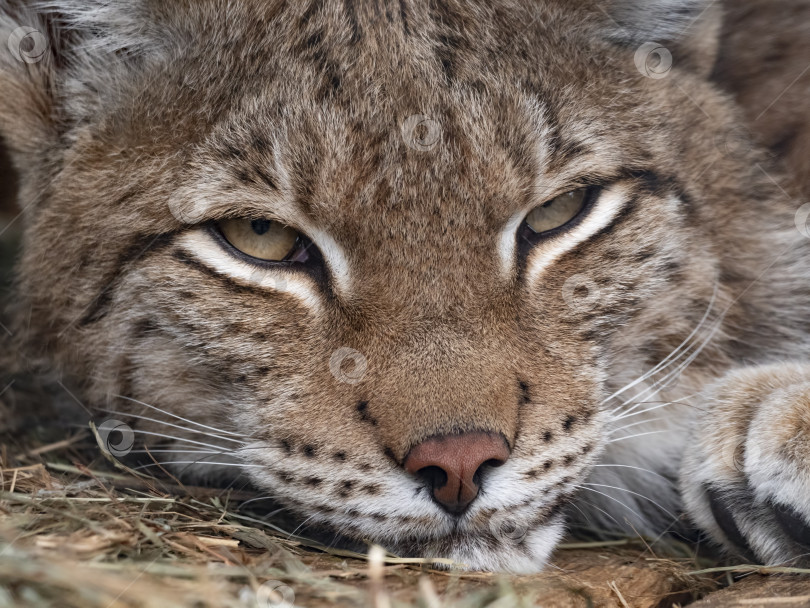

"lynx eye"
[216, 218, 303, 262]
[524, 188, 590, 235]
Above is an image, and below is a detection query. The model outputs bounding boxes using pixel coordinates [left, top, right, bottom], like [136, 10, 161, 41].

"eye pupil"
[251, 219, 271, 235]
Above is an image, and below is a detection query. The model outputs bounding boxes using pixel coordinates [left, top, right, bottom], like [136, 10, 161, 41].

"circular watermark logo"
[401, 114, 442, 152]
[167, 194, 208, 225]
[561, 274, 601, 314]
[634, 42, 673, 79]
[256, 580, 295, 608]
[489, 510, 529, 545]
[269, 275, 288, 291]
[715, 125, 753, 158]
[721, 438, 747, 474]
[328, 347, 368, 385]
[97, 419, 135, 458]
[795, 203, 810, 239]
[245, 265, 288, 291]
[8, 26, 48, 64]
[719, 433, 763, 475]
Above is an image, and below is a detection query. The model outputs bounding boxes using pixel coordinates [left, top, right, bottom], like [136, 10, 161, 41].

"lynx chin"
[2, 0, 809, 573]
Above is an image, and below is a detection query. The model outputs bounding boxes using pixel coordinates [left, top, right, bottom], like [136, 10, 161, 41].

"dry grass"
[0, 418, 738, 608]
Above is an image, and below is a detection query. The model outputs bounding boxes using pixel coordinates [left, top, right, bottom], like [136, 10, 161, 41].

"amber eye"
[217, 218, 301, 262]
[524, 188, 590, 234]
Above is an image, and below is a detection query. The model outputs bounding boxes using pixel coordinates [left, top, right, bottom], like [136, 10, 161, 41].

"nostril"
[472, 458, 507, 486]
[415, 465, 448, 491]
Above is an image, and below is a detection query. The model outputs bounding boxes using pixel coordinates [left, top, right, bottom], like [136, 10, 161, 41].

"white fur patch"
[526, 184, 630, 288]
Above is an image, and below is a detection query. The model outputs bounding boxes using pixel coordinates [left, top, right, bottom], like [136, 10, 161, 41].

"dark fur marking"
[773, 502, 810, 548]
[299, 0, 324, 27]
[398, 0, 410, 35]
[356, 401, 378, 425]
[706, 485, 753, 553]
[343, 0, 363, 44]
[518, 380, 530, 405]
[131, 317, 157, 340]
[543, 431, 553, 443]
[635, 247, 657, 263]
[252, 134, 271, 153]
[254, 167, 278, 190]
[563, 415, 577, 431]
[383, 447, 399, 465]
[303, 445, 316, 458]
[79, 233, 173, 327]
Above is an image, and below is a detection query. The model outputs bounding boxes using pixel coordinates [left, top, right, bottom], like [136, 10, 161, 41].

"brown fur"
[1, 0, 809, 571]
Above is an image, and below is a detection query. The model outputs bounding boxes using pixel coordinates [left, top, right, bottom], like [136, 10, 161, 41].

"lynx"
[1, 0, 809, 573]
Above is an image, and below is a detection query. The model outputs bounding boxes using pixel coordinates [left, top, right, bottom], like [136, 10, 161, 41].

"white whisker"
[612, 393, 698, 422]
[606, 429, 670, 444]
[604, 284, 718, 408]
[582, 482, 677, 520]
[592, 464, 678, 488]
[98, 407, 245, 445]
[607, 416, 668, 436]
[574, 485, 642, 522]
[134, 461, 263, 470]
[113, 394, 244, 437]
[128, 429, 237, 452]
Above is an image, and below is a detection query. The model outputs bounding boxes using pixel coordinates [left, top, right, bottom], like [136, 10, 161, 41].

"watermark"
[329, 347, 368, 385]
[97, 419, 135, 458]
[256, 580, 295, 608]
[634, 42, 672, 79]
[720, 434, 762, 474]
[167, 194, 208, 225]
[246, 265, 288, 291]
[489, 510, 529, 545]
[715, 125, 753, 158]
[8, 26, 48, 64]
[795, 203, 810, 239]
[561, 274, 601, 314]
[269, 275, 288, 291]
[401, 114, 442, 152]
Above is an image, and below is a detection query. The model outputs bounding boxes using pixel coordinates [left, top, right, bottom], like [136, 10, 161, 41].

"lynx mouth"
[258, 491, 570, 573]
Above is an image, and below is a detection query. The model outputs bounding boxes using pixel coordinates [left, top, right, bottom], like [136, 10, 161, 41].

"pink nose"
[404, 432, 510, 514]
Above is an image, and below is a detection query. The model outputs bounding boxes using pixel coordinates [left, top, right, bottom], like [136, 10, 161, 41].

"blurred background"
[0, 138, 18, 340]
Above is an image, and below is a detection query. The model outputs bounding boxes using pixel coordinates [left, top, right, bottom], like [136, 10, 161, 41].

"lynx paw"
[681, 363, 810, 565]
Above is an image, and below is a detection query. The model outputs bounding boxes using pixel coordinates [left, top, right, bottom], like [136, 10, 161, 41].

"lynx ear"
[0, 2, 167, 173]
[0, 6, 55, 168]
[603, 0, 723, 77]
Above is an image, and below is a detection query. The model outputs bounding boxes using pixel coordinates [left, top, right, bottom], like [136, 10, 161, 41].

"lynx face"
[2, 0, 800, 572]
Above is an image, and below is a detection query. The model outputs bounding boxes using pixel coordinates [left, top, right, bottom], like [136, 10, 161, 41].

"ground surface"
[0, 426, 809, 608]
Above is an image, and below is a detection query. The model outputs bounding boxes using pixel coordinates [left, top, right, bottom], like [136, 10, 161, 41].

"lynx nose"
[404, 432, 510, 515]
